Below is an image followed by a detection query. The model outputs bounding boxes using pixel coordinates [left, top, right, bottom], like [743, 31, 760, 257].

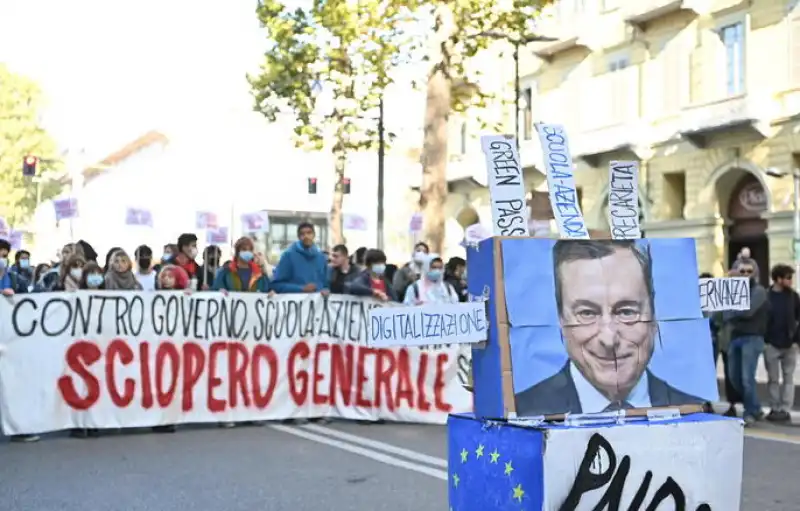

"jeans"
[764, 344, 798, 412]
[727, 335, 765, 418]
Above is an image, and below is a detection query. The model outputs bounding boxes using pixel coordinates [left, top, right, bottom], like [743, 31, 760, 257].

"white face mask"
[189, 247, 198, 259]
[412, 251, 426, 263]
[70, 268, 83, 280]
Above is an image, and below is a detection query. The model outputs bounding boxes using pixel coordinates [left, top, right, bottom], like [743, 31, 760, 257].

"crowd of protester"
[0, 222, 469, 442]
[705, 247, 800, 427]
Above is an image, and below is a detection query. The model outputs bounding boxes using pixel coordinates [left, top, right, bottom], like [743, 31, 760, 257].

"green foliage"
[0, 64, 63, 228]
[248, 0, 410, 152]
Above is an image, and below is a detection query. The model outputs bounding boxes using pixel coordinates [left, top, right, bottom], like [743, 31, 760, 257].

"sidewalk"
[711, 402, 800, 424]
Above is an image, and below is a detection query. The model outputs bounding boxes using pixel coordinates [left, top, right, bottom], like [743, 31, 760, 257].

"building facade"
[437, 0, 800, 278]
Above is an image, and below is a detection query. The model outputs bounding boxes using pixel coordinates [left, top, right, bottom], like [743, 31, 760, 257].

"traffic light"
[22, 156, 38, 177]
[343, 177, 351, 195]
[308, 177, 317, 194]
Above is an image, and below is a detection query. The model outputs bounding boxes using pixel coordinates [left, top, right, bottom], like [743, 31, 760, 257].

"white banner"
[0, 292, 472, 435]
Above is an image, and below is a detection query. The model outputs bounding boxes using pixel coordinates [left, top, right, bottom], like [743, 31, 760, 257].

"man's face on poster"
[557, 246, 655, 400]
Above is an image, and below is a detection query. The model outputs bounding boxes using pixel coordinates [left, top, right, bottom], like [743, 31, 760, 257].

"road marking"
[745, 429, 800, 445]
[301, 424, 448, 468]
[269, 424, 448, 480]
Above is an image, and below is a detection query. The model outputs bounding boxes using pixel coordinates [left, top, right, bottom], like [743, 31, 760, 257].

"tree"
[0, 64, 63, 228]
[417, 1, 553, 253]
[249, 0, 406, 247]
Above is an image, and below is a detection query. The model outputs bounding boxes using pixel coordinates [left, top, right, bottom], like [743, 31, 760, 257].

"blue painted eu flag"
[448, 414, 544, 511]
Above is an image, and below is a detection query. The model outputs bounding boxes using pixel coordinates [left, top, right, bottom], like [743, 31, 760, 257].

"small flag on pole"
[241, 211, 270, 234]
[196, 211, 219, 229]
[53, 198, 79, 221]
[409, 213, 423, 233]
[206, 227, 229, 245]
[343, 213, 367, 231]
[125, 207, 154, 227]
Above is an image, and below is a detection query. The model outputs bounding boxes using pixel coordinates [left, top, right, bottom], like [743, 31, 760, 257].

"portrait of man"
[513, 239, 706, 416]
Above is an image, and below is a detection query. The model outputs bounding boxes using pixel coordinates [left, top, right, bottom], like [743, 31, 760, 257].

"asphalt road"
[2, 418, 800, 511]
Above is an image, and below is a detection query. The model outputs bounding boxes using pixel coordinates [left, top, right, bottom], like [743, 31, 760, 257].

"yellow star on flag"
[490, 449, 500, 463]
[475, 444, 484, 458]
[512, 484, 524, 502]
[460, 448, 468, 463]
[504, 460, 514, 476]
[453, 473, 460, 488]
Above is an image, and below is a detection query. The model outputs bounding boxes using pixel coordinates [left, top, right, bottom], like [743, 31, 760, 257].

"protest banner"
[481, 135, 529, 237]
[196, 211, 219, 229]
[53, 198, 79, 221]
[535, 124, 588, 239]
[125, 207, 154, 227]
[699, 277, 750, 311]
[608, 160, 641, 240]
[206, 227, 229, 245]
[0, 292, 472, 435]
[369, 302, 487, 348]
[241, 211, 270, 234]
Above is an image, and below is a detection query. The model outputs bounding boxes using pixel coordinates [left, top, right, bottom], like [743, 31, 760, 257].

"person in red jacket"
[173, 233, 199, 287]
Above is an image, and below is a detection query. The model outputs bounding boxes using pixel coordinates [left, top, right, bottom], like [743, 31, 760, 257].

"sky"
[0, 0, 425, 163]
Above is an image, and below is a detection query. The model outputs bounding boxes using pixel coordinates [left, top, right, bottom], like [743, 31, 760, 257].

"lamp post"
[766, 167, 800, 289]
[477, 31, 557, 147]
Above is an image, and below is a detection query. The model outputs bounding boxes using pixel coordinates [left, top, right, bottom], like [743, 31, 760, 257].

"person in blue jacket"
[271, 222, 329, 294]
[212, 236, 272, 294]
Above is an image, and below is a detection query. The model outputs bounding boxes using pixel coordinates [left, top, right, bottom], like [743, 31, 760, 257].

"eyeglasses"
[571, 308, 646, 326]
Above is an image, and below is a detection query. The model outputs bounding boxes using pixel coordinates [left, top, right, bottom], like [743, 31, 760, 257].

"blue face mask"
[162, 253, 173, 262]
[19, 259, 30, 269]
[427, 269, 443, 282]
[87, 274, 104, 288]
[239, 251, 254, 262]
[0, 258, 7, 271]
[372, 264, 386, 275]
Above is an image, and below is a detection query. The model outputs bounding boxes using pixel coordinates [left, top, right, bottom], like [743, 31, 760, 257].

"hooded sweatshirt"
[723, 268, 770, 338]
[271, 241, 329, 293]
[402, 254, 458, 305]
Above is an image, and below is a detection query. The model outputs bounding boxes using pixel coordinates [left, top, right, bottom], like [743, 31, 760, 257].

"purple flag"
[125, 207, 154, 227]
[53, 198, 79, 221]
[409, 213, 423, 233]
[343, 214, 367, 231]
[241, 211, 269, 234]
[196, 211, 219, 229]
[8, 230, 22, 250]
[206, 227, 229, 245]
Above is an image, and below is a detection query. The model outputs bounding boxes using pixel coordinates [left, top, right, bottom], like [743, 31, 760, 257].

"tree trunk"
[329, 126, 346, 248]
[419, 5, 454, 255]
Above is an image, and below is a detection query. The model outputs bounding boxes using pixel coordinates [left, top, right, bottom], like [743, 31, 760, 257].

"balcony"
[676, 95, 771, 148]
[623, 0, 702, 30]
[532, 37, 591, 62]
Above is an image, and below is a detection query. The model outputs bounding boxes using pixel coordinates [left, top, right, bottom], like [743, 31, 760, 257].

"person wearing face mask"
[723, 262, 770, 426]
[156, 243, 178, 272]
[134, 244, 157, 291]
[392, 242, 429, 301]
[212, 237, 271, 294]
[36, 242, 85, 292]
[80, 262, 105, 290]
[55, 254, 87, 292]
[10, 249, 33, 292]
[0, 239, 16, 297]
[403, 254, 458, 306]
[199, 245, 222, 290]
[174, 233, 200, 288]
[345, 249, 397, 302]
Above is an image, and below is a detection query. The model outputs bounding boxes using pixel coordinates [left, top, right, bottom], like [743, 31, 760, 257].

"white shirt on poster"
[135, 271, 157, 291]
[569, 362, 651, 412]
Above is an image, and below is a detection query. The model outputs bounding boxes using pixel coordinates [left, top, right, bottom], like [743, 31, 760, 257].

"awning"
[624, 0, 699, 30]
[533, 37, 589, 62]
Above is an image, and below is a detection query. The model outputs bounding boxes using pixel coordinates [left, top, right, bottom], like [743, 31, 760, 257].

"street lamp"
[766, 167, 800, 289]
[478, 31, 557, 146]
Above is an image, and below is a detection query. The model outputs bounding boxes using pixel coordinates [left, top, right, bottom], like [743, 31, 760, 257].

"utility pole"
[377, 95, 386, 251]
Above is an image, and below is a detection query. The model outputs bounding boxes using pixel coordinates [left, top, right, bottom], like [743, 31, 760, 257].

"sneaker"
[87, 428, 101, 438]
[69, 429, 88, 438]
[11, 434, 40, 443]
[723, 406, 738, 418]
[743, 415, 757, 427]
[766, 410, 782, 422]
[776, 410, 792, 422]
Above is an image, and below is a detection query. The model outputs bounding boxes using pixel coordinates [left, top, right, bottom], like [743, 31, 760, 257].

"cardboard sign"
[699, 277, 750, 311]
[608, 161, 641, 240]
[536, 124, 588, 239]
[481, 135, 529, 237]
[369, 302, 488, 347]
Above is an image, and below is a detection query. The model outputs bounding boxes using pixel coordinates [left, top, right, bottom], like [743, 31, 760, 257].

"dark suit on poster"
[514, 363, 706, 417]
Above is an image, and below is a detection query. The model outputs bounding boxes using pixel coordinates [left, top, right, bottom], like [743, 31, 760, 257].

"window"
[791, 16, 800, 87]
[459, 122, 467, 155]
[662, 171, 686, 220]
[263, 217, 329, 259]
[607, 55, 630, 123]
[720, 22, 745, 95]
[523, 87, 534, 140]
